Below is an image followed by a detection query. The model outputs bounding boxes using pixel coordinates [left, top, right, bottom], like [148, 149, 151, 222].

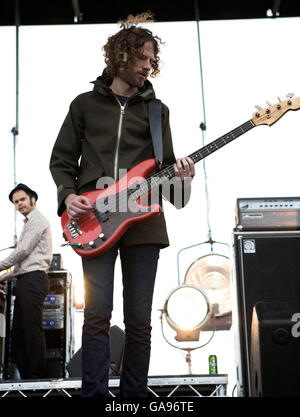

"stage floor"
[0, 374, 228, 397]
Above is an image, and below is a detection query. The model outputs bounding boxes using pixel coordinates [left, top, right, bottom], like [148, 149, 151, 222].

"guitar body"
[61, 158, 161, 258]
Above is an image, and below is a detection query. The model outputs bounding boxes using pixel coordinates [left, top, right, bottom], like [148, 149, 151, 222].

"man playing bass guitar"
[50, 12, 195, 398]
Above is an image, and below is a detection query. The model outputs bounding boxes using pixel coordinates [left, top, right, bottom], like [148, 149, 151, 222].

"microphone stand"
[11, 0, 20, 246]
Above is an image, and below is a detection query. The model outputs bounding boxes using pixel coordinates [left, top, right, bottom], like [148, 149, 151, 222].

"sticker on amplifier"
[243, 239, 256, 253]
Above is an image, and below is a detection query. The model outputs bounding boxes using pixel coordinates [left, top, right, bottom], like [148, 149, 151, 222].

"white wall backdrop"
[1, 17, 300, 395]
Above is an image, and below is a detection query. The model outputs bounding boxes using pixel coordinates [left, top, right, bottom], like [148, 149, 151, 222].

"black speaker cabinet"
[251, 301, 300, 397]
[66, 325, 125, 378]
[233, 231, 300, 397]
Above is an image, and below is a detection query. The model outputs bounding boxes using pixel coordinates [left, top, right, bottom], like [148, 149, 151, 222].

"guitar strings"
[68, 120, 255, 230]
[69, 169, 173, 231]
[66, 119, 255, 232]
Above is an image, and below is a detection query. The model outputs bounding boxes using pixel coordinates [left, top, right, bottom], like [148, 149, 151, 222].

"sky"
[1, 16, 300, 395]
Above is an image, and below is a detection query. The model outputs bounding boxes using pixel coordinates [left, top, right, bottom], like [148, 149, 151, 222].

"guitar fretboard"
[129, 119, 255, 200]
[189, 119, 255, 164]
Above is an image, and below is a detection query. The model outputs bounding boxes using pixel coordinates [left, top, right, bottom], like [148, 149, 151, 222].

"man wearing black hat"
[0, 183, 52, 379]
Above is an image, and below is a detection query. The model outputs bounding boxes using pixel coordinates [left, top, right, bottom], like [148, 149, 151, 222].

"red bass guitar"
[61, 96, 300, 258]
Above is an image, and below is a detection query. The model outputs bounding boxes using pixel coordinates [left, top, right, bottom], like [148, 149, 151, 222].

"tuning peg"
[255, 105, 263, 111]
[266, 101, 272, 106]
[277, 96, 282, 102]
[286, 92, 295, 98]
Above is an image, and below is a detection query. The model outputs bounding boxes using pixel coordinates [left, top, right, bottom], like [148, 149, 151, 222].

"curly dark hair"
[103, 11, 164, 78]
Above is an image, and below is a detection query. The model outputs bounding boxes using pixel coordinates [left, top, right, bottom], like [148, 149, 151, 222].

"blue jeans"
[81, 243, 160, 397]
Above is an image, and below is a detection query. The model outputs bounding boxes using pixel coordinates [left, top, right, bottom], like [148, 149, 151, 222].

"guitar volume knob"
[89, 241, 96, 247]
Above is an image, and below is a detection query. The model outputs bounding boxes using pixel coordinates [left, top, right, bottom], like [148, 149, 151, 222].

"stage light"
[163, 284, 210, 341]
[184, 253, 231, 323]
[160, 242, 232, 373]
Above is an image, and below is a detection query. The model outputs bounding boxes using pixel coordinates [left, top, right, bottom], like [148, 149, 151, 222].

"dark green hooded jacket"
[49, 70, 179, 247]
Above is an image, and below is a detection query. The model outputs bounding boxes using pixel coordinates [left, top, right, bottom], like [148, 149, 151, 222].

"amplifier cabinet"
[250, 301, 300, 396]
[44, 270, 74, 378]
[232, 231, 300, 397]
[235, 197, 300, 231]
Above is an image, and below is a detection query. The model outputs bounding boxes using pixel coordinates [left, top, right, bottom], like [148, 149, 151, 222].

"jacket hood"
[91, 68, 155, 101]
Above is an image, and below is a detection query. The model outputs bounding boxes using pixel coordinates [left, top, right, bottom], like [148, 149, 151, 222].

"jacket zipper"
[113, 99, 127, 181]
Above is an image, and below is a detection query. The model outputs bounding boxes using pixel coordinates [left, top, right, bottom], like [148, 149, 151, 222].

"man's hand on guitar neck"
[65, 194, 93, 221]
[173, 157, 195, 182]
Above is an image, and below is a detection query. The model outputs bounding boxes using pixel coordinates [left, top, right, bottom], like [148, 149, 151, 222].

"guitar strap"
[148, 98, 163, 170]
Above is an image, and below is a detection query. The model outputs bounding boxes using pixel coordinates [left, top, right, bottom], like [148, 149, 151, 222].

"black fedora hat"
[9, 183, 38, 202]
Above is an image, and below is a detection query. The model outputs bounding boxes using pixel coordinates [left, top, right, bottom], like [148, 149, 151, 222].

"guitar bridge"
[67, 221, 82, 238]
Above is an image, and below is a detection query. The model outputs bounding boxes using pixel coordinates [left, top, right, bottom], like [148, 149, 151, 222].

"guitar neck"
[132, 119, 256, 199]
[188, 119, 255, 165]
[156, 119, 255, 179]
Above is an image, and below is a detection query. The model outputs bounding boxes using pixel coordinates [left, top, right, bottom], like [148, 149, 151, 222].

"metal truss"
[0, 374, 228, 398]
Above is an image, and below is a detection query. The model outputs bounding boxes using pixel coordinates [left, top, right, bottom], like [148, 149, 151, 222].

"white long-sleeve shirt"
[0, 208, 52, 277]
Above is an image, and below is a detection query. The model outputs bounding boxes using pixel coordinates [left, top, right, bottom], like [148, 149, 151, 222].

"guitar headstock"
[252, 95, 300, 126]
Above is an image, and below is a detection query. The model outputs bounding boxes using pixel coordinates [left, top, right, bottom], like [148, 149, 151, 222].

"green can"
[208, 355, 218, 374]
